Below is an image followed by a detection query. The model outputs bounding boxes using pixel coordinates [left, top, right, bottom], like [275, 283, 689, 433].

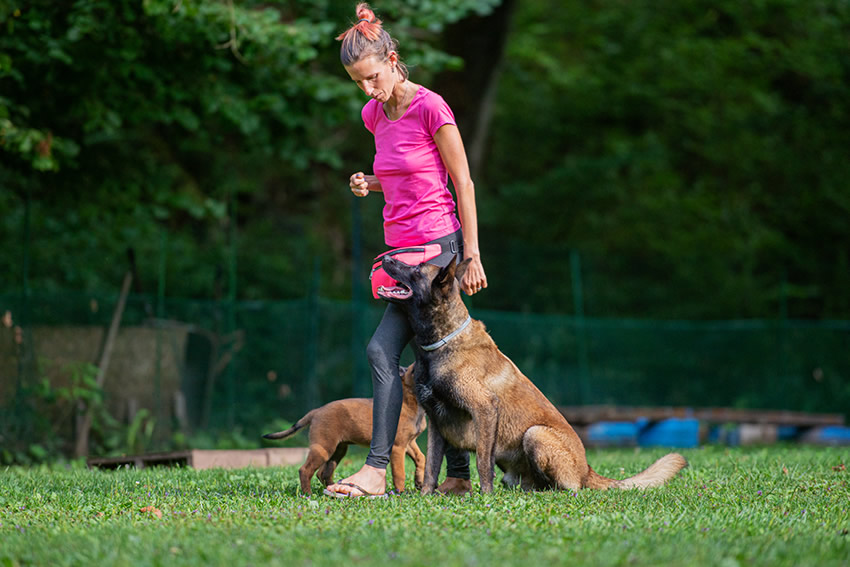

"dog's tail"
[262, 410, 315, 440]
[585, 453, 688, 490]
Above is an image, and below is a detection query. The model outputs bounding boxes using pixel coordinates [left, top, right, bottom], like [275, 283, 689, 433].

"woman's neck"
[384, 80, 418, 120]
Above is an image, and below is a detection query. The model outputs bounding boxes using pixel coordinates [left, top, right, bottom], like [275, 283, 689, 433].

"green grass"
[1, 446, 848, 566]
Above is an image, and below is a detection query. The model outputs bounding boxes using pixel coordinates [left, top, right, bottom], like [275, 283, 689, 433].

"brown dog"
[376, 256, 687, 493]
[263, 365, 426, 494]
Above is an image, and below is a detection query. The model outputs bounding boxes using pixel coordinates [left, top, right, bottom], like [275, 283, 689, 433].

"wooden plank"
[188, 448, 309, 469]
[266, 448, 310, 467]
[558, 405, 844, 427]
[87, 451, 192, 469]
[87, 448, 309, 470]
[189, 449, 270, 469]
[692, 408, 843, 426]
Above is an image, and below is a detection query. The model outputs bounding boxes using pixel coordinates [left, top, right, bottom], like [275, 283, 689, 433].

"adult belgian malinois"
[376, 255, 687, 494]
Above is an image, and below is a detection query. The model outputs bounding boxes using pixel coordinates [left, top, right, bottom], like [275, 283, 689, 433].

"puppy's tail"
[262, 410, 315, 440]
[585, 453, 688, 490]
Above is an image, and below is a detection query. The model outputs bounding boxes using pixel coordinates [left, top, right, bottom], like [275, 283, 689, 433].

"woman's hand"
[350, 171, 369, 197]
[461, 255, 487, 296]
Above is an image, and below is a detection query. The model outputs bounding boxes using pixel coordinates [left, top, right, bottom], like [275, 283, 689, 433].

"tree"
[481, 0, 850, 318]
[0, 0, 501, 298]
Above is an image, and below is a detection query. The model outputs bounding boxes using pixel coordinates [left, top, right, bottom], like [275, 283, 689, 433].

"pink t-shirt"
[362, 86, 462, 247]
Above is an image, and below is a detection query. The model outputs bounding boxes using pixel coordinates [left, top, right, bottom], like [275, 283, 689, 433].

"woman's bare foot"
[325, 464, 387, 497]
[436, 477, 472, 496]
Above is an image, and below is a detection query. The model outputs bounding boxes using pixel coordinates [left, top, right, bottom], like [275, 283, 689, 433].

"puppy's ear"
[400, 364, 415, 387]
[454, 258, 473, 283]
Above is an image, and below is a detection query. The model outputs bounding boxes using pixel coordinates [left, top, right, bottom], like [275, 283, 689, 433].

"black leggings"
[363, 232, 470, 479]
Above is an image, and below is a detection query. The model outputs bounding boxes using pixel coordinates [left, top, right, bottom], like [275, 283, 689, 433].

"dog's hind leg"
[300, 444, 337, 494]
[316, 444, 348, 488]
[522, 426, 587, 491]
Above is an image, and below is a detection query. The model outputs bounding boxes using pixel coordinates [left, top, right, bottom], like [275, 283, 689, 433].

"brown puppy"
[263, 365, 426, 495]
[377, 256, 688, 494]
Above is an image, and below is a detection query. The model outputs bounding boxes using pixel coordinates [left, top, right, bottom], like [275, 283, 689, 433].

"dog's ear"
[454, 257, 473, 283]
[435, 256, 458, 288]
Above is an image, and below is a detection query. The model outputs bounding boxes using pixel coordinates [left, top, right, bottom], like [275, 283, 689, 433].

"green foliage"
[0, 360, 93, 464]
[0, 0, 489, 298]
[50, 361, 101, 407]
[0, 358, 156, 464]
[483, 0, 850, 318]
[0, 447, 848, 566]
[124, 408, 157, 456]
[2, 0, 849, 318]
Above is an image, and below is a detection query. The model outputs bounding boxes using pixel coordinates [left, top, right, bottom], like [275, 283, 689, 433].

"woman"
[324, 3, 487, 498]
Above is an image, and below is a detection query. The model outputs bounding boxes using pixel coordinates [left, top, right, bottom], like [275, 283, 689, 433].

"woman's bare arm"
[434, 124, 488, 295]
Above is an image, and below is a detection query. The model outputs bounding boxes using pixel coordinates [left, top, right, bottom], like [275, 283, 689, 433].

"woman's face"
[344, 54, 397, 103]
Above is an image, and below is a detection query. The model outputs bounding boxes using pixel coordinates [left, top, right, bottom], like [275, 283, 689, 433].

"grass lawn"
[1, 445, 847, 566]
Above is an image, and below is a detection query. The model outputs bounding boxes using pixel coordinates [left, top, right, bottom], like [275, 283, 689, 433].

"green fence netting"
[1, 291, 848, 458]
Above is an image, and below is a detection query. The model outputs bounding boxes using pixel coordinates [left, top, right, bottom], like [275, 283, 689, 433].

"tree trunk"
[431, 0, 516, 179]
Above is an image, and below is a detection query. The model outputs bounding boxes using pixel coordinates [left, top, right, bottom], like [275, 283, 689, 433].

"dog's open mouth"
[377, 283, 412, 300]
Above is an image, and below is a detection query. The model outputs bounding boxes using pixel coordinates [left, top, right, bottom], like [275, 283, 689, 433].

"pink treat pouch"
[370, 244, 442, 299]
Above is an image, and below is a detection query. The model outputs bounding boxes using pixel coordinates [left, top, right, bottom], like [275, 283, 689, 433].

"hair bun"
[345, 3, 381, 41]
[337, 2, 406, 79]
[355, 3, 376, 23]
